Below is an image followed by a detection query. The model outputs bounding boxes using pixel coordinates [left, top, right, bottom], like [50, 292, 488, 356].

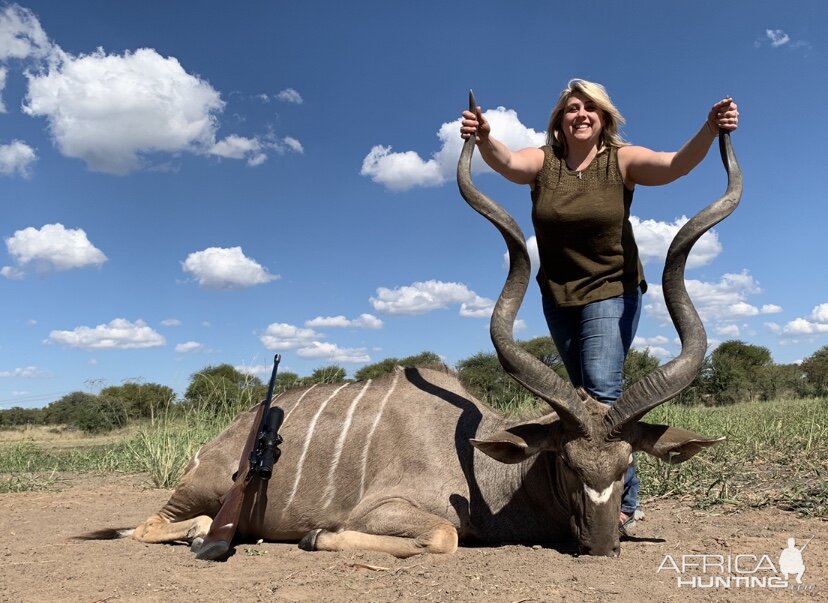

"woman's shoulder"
[533, 145, 560, 189]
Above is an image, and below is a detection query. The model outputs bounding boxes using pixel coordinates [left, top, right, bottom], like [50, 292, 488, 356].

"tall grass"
[637, 397, 828, 515]
[1, 374, 260, 491]
[124, 375, 262, 488]
[126, 405, 241, 488]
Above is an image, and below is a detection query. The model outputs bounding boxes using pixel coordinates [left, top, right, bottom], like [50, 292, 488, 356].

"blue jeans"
[542, 289, 642, 515]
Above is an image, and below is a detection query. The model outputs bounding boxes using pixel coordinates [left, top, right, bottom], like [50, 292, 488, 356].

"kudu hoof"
[298, 529, 322, 551]
[194, 539, 231, 561]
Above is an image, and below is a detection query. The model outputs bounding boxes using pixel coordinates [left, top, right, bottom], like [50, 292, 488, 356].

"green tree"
[73, 396, 128, 433]
[185, 364, 264, 415]
[0, 406, 44, 428]
[801, 345, 828, 396]
[100, 382, 175, 420]
[275, 371, 302, 393]
[457, 337, 564, 411]
[622, 348, 660, 391]
[43, 391, 99, 426]
[353, 351, 442, 381]
[763, 363, 812, 399]
[304, 365, 346, 385]
[708, 340, 773, 404]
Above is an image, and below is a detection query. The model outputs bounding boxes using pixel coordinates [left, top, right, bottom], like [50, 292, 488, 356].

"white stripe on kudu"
[283, 384, 318, 426]
[321, 380, 372, 508]
[284, 383, 350, 510]
[358, 370, 400, 499]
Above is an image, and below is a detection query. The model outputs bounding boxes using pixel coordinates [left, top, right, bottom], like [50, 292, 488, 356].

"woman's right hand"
[460, 106, 490, 143]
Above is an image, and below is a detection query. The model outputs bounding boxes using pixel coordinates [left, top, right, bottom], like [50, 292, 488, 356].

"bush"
[354, 351, 442, 381]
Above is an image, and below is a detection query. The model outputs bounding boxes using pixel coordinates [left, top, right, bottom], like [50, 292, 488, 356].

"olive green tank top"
[531, 145, 646, 308]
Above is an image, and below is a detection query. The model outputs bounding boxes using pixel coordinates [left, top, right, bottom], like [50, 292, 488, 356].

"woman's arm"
[619, 97, 739, 188]
[461, 106, 544, 185]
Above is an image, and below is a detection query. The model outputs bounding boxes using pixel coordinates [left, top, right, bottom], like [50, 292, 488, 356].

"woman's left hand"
[707, 97, 739, 133]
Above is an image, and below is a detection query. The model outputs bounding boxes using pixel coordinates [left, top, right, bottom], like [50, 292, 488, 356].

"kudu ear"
[633, 422, 725, 465]
[470, 421, 561, 464]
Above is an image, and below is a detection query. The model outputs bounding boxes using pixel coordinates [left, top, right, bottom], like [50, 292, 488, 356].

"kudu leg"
[132, 513, 213, 544]
[300, 500, 458, 558]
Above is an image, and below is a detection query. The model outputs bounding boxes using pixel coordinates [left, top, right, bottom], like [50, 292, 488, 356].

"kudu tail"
[72, 527, 135, 540]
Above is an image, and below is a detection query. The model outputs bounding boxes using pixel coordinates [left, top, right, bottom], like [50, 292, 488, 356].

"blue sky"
[1, 1, 826, 409]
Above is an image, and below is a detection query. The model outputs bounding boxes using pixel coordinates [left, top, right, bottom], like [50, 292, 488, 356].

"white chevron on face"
[583, 483, 613, 505]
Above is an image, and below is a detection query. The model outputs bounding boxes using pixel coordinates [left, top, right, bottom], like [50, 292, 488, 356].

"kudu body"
[89, 94, 741, 557]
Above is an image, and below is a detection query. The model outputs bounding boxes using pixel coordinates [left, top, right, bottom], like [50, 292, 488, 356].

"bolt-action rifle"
[194, 354, 284, 561]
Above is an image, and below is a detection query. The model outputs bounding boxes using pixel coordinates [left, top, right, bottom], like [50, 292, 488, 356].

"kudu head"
[457, 91, 741, 556]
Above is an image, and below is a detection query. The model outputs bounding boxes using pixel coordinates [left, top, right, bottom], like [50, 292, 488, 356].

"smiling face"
[561, 92, 605, 149]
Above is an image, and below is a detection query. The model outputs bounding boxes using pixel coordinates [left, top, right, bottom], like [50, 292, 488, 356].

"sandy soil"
[0, 473, 825, 603]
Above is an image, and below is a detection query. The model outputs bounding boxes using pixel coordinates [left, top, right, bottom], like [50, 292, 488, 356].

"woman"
[460, 79, 738, 532]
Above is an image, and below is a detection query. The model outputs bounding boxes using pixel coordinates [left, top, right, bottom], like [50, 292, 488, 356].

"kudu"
[86, 93, 741, 558]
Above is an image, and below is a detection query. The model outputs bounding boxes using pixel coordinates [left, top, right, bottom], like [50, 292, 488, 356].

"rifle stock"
[195, 354, 282, 561]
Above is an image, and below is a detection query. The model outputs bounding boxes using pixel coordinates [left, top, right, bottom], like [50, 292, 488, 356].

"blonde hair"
[545, 79, 628, 157]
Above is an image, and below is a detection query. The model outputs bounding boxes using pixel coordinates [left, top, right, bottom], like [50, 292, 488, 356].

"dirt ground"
[0, 473, 825, 603]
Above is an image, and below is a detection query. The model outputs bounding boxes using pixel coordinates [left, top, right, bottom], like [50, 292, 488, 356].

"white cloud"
[182, 246, 279, 289]
[161, 318, 181, 327]
[0, 266, 22, 279]
[634, 335, 670, 347]
[281, 136, 304, 154]
[209, 133, 301, 166]
[23, 47, 225, 174]
[371, 279, 493, 316]
[765, 322, 782, 334]
[0, 67, 6, 112]
[276, 88, 303, 104]
[175, 341, 202, 353]
[46, 318, 165, 349]
[259, 322, 371, 363]
[503, 235, 540, 275]
[0, 140, 37, 176]
[235, 363, 269, 377]
[0, 366, 43, 378]
[778, 303, 828, 337]
[295, 342, 370, 363]
[305, 314, 383, 329]
[715, 324, 741, 337]
[360, 106, 545, 192]
[360, 145, 444, 192]
[756, 29, 811, 53]
[810, 303, 828, 323]
[772, 303, 828, 339]
[632, 344, 671, 360]
[3, 223, 106, 277]
[761, 304, 783, 314]
[260, 323, 322, 350]
[6, 8, 297, 172]
[766, 29, 790, 48]
[631, 216, 722, 268]
[644, 271, 778, 336]
[728, 302, 759, 317]
[0, 5, 53, 62]
[632, 335, 671, 359]
[210, 134, 262, 161]
[783, 318, 828, 335]
[459, 295, 495, 318]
